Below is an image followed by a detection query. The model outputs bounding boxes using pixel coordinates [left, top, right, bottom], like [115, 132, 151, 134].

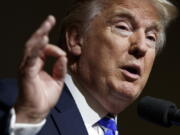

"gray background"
[0, 0, 180, 134]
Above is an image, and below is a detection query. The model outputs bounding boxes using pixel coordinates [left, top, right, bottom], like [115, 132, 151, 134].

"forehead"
[100, 0, 161, 26]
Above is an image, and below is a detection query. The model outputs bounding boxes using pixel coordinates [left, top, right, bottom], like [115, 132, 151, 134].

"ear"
[65, 27, 83, 56]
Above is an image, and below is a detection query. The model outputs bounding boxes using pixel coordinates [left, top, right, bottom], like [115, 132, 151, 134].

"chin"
[105, 103, 131, 114]
[107, 75, 140, 97]
[102, 95, 134, 114]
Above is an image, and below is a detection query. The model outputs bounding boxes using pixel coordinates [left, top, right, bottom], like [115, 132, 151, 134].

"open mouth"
[121, 65, 140, 76]
[121, 65, 141, 81]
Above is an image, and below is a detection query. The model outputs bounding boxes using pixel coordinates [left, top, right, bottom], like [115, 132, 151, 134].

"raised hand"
[14, 15, 67, 123]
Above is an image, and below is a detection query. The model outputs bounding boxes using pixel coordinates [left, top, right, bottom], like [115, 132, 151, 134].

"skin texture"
[15, 0, 162, 123]
[15, 16, 67, 123]
[69, 0, 161, 114]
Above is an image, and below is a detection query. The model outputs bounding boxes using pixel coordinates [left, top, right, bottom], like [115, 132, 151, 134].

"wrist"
[14, 105, 48, 124]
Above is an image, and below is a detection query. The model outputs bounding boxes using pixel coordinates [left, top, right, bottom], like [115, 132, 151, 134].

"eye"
[145, 32, 158, 48]
[146, 35, 156, 42]
[113, 22, 132, 36]
[115, 23, 130, 31]
[146, 32, 157, 42]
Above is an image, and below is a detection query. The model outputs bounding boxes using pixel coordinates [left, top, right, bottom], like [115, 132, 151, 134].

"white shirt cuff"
[9, 108, 46, 135]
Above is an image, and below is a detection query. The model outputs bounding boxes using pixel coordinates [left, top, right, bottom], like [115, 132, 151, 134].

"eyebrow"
[109, 8, 137, 24]
[108, 7, 162, 32]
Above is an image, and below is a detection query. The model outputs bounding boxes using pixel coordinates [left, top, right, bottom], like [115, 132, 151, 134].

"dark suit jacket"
[0, 79, 88, 135]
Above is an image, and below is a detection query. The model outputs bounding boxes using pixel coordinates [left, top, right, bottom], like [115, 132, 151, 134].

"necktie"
[98, 114, 120, 135]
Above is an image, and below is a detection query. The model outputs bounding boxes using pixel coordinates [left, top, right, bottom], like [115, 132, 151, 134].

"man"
[0, 0, 178, 135]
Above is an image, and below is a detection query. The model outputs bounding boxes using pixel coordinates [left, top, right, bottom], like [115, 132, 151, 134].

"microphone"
[137, 96, 180, 127]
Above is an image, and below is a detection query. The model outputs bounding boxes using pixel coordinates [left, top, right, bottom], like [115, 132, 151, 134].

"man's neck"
[65, 74, 107, 126]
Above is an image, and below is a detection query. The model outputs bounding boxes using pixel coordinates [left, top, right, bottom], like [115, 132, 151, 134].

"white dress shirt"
[65, 74, 105, 135]
[9, 74, 115, 135]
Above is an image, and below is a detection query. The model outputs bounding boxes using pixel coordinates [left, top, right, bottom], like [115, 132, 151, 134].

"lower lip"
[121, 69, 140, 82]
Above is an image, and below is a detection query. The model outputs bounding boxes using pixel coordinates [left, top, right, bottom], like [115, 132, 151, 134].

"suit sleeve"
[0, 99, 11, 135]
[0, 79, 18, 135]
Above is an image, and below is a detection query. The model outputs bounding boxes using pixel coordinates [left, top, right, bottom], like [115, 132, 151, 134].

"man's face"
[75, 0, 161, 114]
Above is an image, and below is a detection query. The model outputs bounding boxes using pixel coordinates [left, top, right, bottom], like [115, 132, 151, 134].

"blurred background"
[0, 0, 180, 134]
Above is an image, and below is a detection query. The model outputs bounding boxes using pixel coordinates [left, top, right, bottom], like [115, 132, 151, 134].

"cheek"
[97, 34, 128, 67]
[140, 52, 156, 89]
[145, 52, 156, 75]
[83, 32, 117, 70]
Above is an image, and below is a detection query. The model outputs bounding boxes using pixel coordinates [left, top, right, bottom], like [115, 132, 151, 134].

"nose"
[129, 29, 147, 59]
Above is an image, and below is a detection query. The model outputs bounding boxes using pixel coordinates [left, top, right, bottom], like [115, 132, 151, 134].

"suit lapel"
[51, 85, 88, 135]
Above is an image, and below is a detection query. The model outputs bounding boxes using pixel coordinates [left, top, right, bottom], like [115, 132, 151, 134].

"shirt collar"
[65, 74, 106, 127]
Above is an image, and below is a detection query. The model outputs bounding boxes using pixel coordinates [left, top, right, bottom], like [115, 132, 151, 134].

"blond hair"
[59, 0, 178, 52]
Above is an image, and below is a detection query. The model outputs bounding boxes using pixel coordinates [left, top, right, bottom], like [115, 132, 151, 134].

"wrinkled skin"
[71, 0, 161, 114]
[15, 16, 67, 123]
[15, 0, 162, 124]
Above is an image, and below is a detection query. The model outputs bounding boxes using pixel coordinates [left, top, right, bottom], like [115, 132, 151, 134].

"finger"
[19, 57, 44, 78]
[34, 15, 56, 37]
[26, 34, 49, 48]
[24, 15, 56, 57]
[30, 35, 49, 57]
[43, 44, 66, 58]
[19, 15, 56, 78]
[20, 44, 66, 76]
[43, 45, 67, 82]
[23, 15, 56, 62]
[25, 15, 55, 48]
[20, 35, 49, 68]
[52, 56, 67, 83]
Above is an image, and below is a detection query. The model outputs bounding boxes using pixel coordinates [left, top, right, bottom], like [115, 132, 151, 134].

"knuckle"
[34, 30, 42, 37]
[18, 65, 28, 77]
[63, 56, 68, 64]
[18, 61, 35, 78]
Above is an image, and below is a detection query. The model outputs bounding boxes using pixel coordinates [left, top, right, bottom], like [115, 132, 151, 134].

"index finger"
[33, 15, 56, 37]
